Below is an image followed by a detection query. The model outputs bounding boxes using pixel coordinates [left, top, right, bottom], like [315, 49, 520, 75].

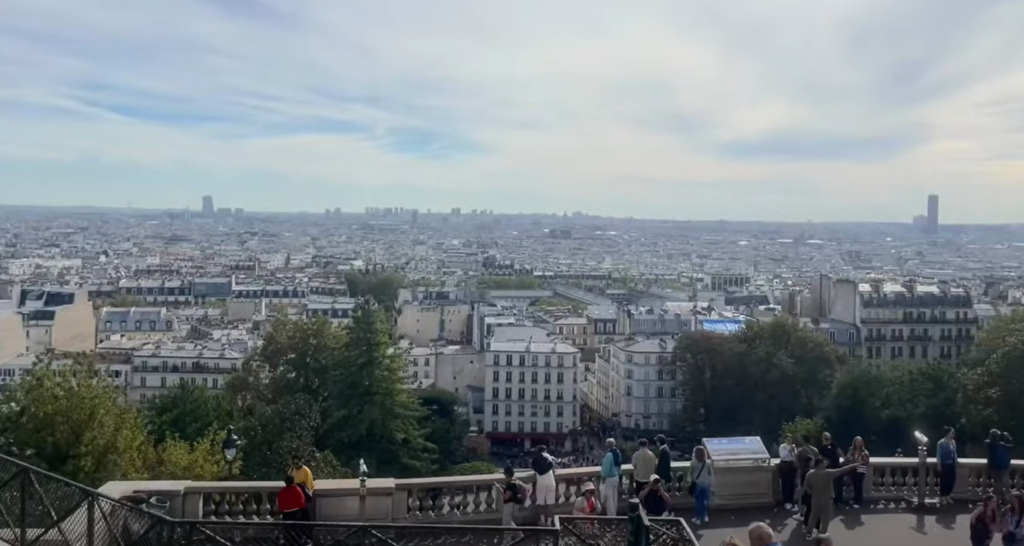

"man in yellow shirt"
[289, 455, 315, 516]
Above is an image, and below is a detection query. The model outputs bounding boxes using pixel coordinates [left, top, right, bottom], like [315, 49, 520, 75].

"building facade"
[483, 340, 581, 450]
[129, 344, 243, 402]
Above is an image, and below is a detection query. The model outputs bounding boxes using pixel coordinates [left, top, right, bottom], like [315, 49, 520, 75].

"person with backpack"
[495, 464, 527, 527]
[531, 446, 558, 526]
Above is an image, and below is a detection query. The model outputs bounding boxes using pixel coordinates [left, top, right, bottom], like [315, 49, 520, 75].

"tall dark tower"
[926, 194, 939, 234]
[202, 195, 215, 216]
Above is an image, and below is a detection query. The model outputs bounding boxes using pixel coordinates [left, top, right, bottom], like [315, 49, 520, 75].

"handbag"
[687, 462, 706, 497]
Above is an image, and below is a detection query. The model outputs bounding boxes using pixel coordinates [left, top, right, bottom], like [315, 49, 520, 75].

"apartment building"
[118, 279, 193, 304]
[97, 307, 181, 343]
[590, 337, 680, 433]
[0, 354, 130, 394]
[0, 287, 96, 362]
[304, 301, 357, 325]
[860, 282, 977, 363]
[396, 302, 471, 346]
[483, 340, 581, 450]
[129, 343, 243, 402]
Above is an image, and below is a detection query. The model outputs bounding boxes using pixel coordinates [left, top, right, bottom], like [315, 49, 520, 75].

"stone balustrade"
[98, 458, 1024, 525]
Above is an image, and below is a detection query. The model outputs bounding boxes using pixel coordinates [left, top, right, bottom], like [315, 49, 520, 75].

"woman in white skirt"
[531, 446, 558, 526]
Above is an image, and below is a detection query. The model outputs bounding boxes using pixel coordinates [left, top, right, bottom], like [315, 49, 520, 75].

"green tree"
[780, 417, 825, 446]
[150, 429, 229, 481]
[0, 355, 152, 486]
[960, 311, 1024, 449]
[825, 362, 960, 454]
[326, 300, 437, 477]
[672, 318, 845, 443]
[444, 462, 499, 476]
[144, 382, 233, 444]
[416, 389, 468, 470]
[226, 316, 346, 479]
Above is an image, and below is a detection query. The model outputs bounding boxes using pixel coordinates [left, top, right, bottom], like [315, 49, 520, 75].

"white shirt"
[779, 444, 796, 462]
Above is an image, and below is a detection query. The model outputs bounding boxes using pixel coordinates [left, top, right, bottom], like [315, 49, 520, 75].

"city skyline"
[1, 0, 1023, 222]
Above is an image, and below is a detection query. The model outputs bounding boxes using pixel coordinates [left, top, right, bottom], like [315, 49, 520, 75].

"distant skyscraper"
[926, 194, 939, 234]
[202, 195, 215, 216]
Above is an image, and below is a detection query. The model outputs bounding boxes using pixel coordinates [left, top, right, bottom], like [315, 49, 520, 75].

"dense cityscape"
[4, 194, 1024, 545]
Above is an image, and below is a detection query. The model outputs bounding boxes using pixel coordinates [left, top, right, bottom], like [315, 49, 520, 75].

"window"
[140, 376, 147, 387]
[556, 406, 564, 417]
[545, 355, 551, 366]
[160, 376, 166, 387]
[505, 421, 512, 432]
[532, 355, 538, 365]
[556, 389, 564, 401]
[120, 321, 127, 330]
[556, 372, 564, 384]
[557, 356, 564, 366]
[921, 346, 929, 359]
[518, 404, 525, 416]
[413, 358, 419, 367]
[828, 329, 837, 342]
[105, 321, 112, 330]
[543, 422, 551, 433]
[909, 346, 916, 359]
[492, 421, 498, 431]
[530, 388, 538, 400]
[544, 372, 551, 384]
[518, 371, 525, 383]
[412, 371, 419, 380]
[492, 403, 499, 415]
[505, 371, 512, 382]
[531, 371, 538, 383]
[492, 370, 500, 382]
[506, 354, 513, 366]
[530, 421, 538, 432]
[656, 386, 664, 398]
[543, 405, 551, 417]
[493, 354, 500, 365]
[505, 403, 512, 416]
[517, 388, 525, 399]
[134, 321, 141, 330]
[518, 421, 525, 432]
[202, 377, 208, 387]
[519, 355, 526, 366]
[505, 387, 512, 399]
[544, 389, 551, 401]
[213, 378, 219, 389]
[625, 385, 633, 396]
[424, 358, 430, 366]
[149, 321, 156, 331]
[492, 387, 499, 398]
[848, 331, 856, 343]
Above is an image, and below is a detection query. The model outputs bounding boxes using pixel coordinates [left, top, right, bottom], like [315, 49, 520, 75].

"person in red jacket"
[278, 475, 308, 521]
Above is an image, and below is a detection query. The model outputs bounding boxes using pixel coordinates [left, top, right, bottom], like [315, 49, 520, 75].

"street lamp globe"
[222, 426, 240, 463]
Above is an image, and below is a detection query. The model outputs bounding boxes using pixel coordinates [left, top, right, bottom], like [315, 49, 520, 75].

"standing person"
[818, 432, 846, 508]
[639, 475, 671, 516]
[532, 446, 558, 526]
[846, 436, 870, 509]
[689, 446, 714, 525]
[747, 521, 782, 546]
[971, 494, 1000, 546]
[655, 435, 673, 484]
[277, 475, 310, 544]
[937, 426, 958, 504]
[778, 435, 798, 510]
[289, 455, 315, 520]
[632, 439, 658, 497]
[572, 482, 602, 515]
[801, 458, 859, 539]
[495, 464, 526, 527]
[797, 436, 820, 521]
[988, 430, 1013, 503]
[600, 439, 622, 516]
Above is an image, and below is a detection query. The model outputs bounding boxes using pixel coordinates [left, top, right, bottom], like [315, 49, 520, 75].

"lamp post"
[358, 458, 369, 520]
[221, 426, 241, 479]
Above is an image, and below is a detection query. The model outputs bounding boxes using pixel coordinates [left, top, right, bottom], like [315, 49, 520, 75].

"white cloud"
[0, 0, 1023, 221]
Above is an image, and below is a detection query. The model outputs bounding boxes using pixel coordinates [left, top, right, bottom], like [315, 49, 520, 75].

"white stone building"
[483, 340, 581, 450]
[591, 337, 681, 433]
[129, 343, 243, 402]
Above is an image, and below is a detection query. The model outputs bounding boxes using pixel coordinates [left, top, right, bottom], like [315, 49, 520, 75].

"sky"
[1, 0, 1023, 223]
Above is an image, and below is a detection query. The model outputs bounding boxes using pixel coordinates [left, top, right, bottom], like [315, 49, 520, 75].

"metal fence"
[0, 454, 697, 546]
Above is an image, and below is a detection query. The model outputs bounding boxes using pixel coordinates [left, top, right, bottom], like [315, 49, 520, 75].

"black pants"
[939, 463, 956, 497]
[779, 461, 797, 505]
[282, 509, 311, 543]
[634, 481, 649, 497]
[851, 472, 866, 505]
[832, 473, 845, 506]
[801, 492, 819, 530]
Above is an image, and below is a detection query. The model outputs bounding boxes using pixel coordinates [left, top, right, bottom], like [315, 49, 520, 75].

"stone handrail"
[99, 457, 1024, 524]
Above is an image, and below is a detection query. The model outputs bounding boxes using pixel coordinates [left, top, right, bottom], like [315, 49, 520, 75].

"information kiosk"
[700, 437, 774, 507]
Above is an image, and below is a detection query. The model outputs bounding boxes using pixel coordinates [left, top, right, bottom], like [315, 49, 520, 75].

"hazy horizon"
[2, 0, 1022, 223]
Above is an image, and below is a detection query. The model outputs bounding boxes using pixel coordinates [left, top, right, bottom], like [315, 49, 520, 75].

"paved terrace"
[103, 457, 1016, 545]
[696, 503, 975, 545]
